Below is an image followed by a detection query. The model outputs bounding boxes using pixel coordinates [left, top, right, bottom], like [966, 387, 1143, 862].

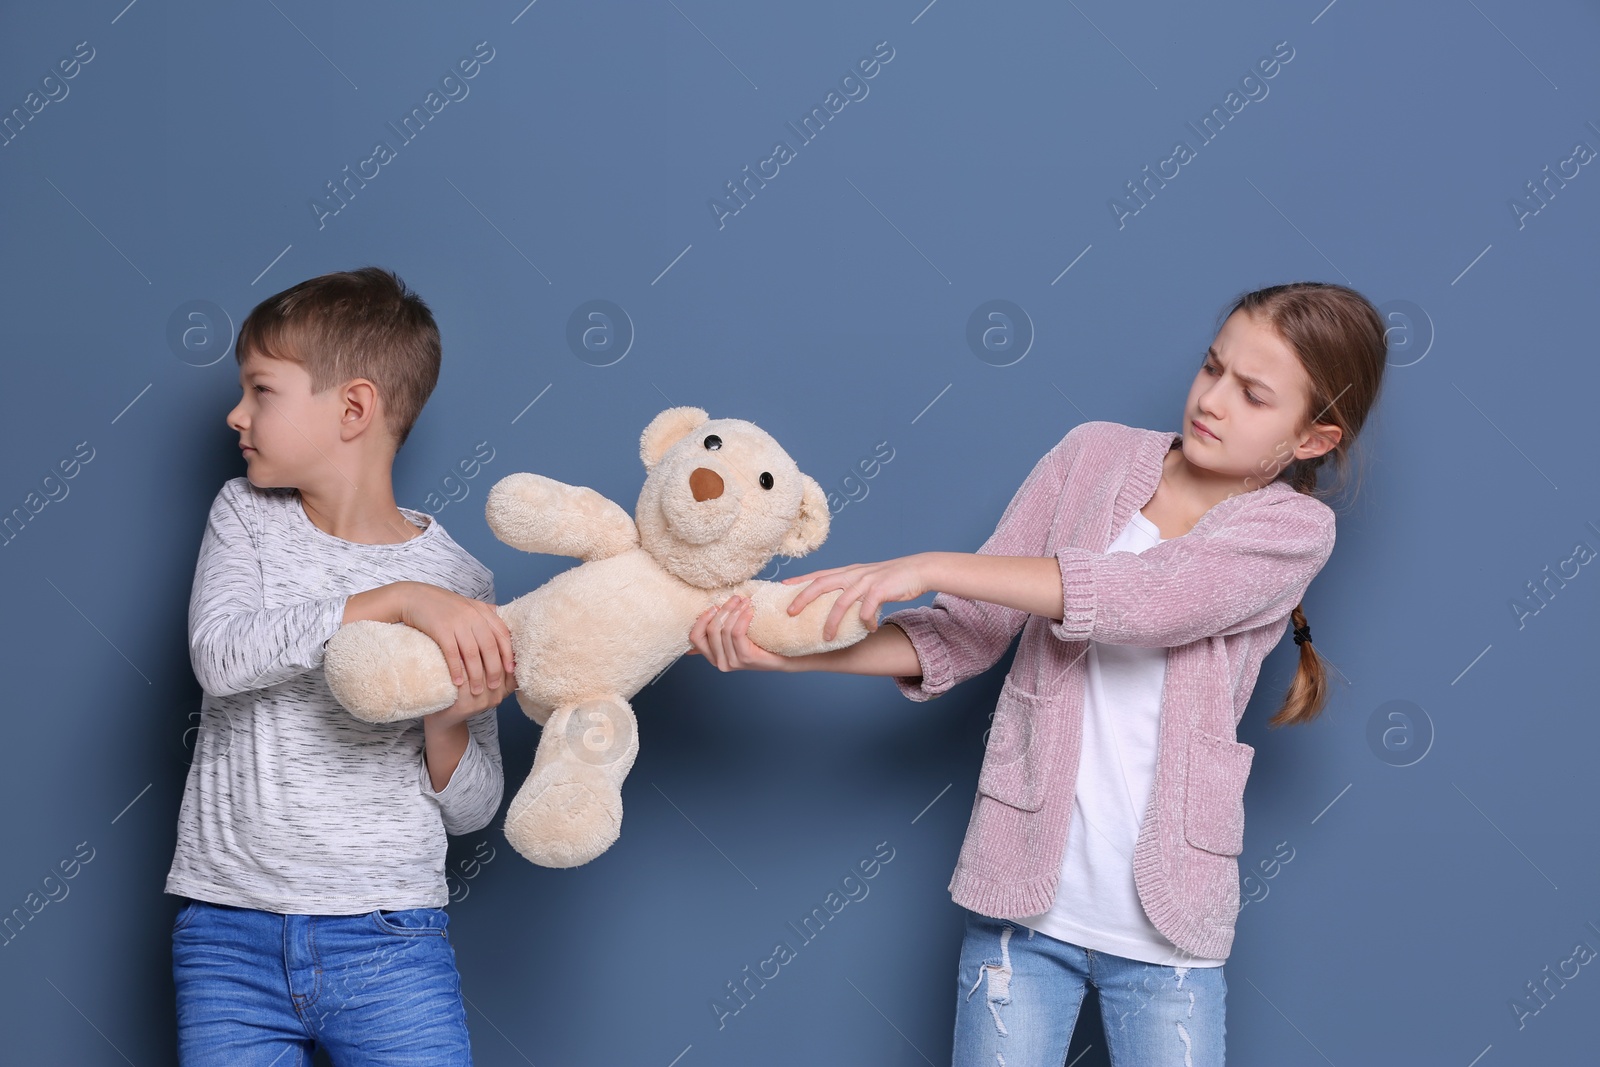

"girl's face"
[1179, 309, 1340, 485]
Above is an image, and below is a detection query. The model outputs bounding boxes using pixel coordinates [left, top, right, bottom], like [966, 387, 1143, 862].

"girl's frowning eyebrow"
[1205, 345, 1276, 397]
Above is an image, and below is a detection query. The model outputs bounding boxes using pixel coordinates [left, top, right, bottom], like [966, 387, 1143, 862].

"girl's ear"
[778, 475, 830, 558]
[639, 406, 710, 471]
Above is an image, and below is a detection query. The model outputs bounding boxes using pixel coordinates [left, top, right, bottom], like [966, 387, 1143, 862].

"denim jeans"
[172, 897, 472, 1066]
[952, 910, 1226, 1067]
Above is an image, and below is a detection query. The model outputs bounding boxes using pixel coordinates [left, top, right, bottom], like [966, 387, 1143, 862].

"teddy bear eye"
[703, 435, 722, 450]
[759, 472, 773, 490]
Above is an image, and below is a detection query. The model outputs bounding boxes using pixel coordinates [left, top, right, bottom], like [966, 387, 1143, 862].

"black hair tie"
[1293, 623, 1312, 646]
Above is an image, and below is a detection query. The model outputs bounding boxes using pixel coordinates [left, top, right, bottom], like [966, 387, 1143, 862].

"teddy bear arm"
[740, 580, 874, 657]
[486, 473, 638, 561]
[324, 620, 461, 723]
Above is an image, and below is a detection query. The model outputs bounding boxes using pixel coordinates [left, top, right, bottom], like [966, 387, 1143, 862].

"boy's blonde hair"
[236, 266, 441, 450]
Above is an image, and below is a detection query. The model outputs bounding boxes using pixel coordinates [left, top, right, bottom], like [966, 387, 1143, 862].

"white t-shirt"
[1017, 508, 1227, 967]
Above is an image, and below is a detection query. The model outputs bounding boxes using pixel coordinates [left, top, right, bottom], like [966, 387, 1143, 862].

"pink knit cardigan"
[883, 420, 1337, 960]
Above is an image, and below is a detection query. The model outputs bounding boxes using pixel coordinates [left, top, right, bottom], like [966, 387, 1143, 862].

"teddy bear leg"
[503, 696, 639, 867]
[323, 621, 459, 724]
[514, 689, 554, 727]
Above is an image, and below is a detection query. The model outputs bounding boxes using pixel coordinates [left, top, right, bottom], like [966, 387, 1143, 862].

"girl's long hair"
[1221, 283, 1387, 727]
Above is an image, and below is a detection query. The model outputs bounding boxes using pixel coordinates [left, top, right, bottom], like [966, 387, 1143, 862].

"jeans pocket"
[370, 907, 450, 937]
[172, 898, 201, 935]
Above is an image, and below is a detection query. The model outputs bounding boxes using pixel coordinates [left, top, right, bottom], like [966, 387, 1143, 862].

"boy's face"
[1178, 309, 1341, 485]
[227, 348, 350, 490]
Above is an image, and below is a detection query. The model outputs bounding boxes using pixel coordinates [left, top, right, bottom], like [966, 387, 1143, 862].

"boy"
[166, 266, 514, 1065]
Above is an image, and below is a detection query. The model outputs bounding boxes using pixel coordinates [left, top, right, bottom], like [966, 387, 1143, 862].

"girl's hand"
[687, 595, 796, 672]
[781, 555, 930, 642]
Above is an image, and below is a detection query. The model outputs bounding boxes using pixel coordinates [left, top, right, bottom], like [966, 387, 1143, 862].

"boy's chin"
[244, 466, 285, 490]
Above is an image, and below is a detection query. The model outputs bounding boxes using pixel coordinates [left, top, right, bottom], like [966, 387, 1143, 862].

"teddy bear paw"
[745, 582, 875, 656]
[324, 621, 459, 723]
[504, 767, 623, 868]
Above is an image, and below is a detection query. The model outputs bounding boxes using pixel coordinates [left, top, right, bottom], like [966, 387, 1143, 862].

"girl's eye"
[254, 385, 269, 394]
[1206, 361, 1263, 405]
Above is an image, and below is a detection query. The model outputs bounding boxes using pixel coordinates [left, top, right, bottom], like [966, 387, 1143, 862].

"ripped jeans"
[952, 910, 1226, 1067]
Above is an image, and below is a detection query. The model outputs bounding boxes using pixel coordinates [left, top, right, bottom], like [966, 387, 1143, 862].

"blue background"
[2, 1, 1597, 1064]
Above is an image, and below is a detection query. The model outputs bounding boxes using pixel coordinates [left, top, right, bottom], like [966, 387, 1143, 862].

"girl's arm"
[919, 552, 1064, 619]
[780, 551, 1063, 643]
[686, 550, 1061, 678]
[783, 493, 1336, 653]
[688, 598, 922, 677]
[1047, 494, 1336, 646]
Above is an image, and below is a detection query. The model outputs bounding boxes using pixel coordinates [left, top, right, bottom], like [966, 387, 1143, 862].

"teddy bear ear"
[639, 406, 710, 471]
[778, 474, 830, 558]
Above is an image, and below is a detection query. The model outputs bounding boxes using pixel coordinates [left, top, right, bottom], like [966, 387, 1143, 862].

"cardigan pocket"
[976, 676, 1053, 813]
[1182, 727, 1255, 856]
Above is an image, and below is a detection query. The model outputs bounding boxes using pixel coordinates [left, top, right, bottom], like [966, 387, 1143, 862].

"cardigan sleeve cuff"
[1047, 547, 1098, 642]
[881, 609, 955, 701]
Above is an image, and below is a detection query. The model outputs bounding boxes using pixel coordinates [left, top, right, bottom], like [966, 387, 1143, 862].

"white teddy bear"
[323, 406, 873, 867]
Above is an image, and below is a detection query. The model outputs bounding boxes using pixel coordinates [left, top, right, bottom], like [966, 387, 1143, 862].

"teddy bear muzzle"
[659, 463, 741, 545]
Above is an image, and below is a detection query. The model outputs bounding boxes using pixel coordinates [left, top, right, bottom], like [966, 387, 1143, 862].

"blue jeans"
[952, 910, 1226, 1067]
[172, 897, 472, 1066]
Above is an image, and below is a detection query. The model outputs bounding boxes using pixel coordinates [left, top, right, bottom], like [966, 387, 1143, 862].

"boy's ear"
[777, 474, 830, 557]
[640, 406, 710, 471]
[338, 378, 383, 443]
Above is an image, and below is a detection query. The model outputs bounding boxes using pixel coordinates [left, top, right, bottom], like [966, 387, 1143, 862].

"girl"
[686, 282, 1387, 1066]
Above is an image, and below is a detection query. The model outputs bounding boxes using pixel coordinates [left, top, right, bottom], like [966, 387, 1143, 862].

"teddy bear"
[322, 406, 874, 868]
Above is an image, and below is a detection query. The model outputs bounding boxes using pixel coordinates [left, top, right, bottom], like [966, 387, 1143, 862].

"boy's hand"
[781, 555, 930, 642]
[425, 671, 517, 731]
[394, 580, 516, 702]
[687, 596, 796, 672]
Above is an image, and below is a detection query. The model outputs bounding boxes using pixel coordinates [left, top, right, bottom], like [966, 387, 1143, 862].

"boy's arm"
[880, 432, 1074, 701]
[188, 484, 364, 697]
[421, 708, 505, 834]
[420, 574, 506, 835]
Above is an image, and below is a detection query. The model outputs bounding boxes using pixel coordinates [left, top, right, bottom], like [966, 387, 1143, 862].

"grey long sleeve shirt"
[165, 476, 505, 914]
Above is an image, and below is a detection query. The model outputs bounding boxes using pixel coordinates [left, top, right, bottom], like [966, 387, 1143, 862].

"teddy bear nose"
[689, 467, 724, 502]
